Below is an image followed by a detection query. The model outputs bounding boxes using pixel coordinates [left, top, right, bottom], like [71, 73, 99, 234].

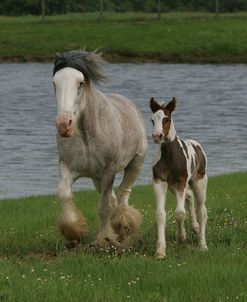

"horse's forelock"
[53, 50, 107, 84]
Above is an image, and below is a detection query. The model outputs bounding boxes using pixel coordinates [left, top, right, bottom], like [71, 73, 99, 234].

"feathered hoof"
[89, 236, 120, 252]
[111, 205, 143, 242]
[59, 211, 88, 245]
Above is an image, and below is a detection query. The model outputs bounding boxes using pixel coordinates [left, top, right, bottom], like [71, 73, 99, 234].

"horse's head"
[150, 97, 176, 144]
[53, 50, 106, 138]
[53, 67, 85, 137]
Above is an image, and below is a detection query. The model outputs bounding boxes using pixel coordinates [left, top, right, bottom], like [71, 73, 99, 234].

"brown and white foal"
[150, 97, 208, 259]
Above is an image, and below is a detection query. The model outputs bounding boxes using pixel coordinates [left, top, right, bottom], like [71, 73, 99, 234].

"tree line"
[0, 0, 246, 16]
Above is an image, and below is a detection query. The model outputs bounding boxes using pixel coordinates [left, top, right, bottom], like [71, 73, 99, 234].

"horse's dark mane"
[53, 50, 107, 84]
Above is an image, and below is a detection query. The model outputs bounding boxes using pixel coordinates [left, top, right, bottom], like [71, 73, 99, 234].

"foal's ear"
[150, 97, 162, 113]
[165, 97, 176, 113]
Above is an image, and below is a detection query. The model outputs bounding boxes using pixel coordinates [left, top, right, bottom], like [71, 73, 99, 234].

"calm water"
[0, 63, 246, 199]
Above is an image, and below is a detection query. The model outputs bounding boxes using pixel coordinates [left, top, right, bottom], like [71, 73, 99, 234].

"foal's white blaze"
[152, 110, 166, 143]
[152, 109, 176, 143]
[53, 67, 85, 137]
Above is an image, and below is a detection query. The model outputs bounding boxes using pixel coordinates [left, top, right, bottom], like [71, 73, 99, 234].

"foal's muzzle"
[152, 133, 163, 144]
[56, 112, 75, 137]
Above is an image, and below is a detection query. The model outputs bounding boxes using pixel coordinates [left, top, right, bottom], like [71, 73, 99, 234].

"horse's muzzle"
[56, 112, 75, 137]
[152, 133, 163, 144]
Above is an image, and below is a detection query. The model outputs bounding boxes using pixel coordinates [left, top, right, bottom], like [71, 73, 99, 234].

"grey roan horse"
[53, 50, 147, 248]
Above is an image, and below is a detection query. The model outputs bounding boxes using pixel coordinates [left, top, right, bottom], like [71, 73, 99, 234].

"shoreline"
[1, 53, 247, 64]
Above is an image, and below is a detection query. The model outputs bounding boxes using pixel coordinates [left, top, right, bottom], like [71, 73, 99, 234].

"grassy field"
[0, 12, 247, 63]
[0, 172, 246, 301]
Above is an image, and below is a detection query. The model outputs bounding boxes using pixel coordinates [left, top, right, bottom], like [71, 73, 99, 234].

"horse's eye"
[79, 81, 84, 86]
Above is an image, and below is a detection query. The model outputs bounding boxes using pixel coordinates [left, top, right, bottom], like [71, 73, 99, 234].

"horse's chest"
[57, 136, 103, 177]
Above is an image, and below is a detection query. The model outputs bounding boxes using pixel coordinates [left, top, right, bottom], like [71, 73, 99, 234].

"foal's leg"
[111, 155, 144, 242]
[153, 179, 168, 259]
[175, 186, 187, 243]
[191, 175, 208, 250]
[185, 188, 200, 234]
[92, 175, 119, 248]
[58, 163, 88, 246]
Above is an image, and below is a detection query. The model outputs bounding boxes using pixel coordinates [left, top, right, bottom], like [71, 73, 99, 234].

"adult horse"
[52, 50, 147, 248]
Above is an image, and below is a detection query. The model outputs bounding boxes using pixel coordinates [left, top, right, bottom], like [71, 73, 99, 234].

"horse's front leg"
[58, 163, 88, 247]
[92, 175, 119, 249]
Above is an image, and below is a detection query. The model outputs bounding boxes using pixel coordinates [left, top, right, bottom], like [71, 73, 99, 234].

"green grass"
[0, 172, 246, 301]
[0, 12, 247, 63]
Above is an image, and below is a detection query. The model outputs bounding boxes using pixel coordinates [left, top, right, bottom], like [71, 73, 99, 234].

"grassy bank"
[0, 172, 246, 301]
[0, 12, 247, 63]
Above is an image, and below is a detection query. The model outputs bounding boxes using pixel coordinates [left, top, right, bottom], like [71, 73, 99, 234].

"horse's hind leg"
[191, 175, 208, 251]
[185, 187, 199, 234]
[58, 163, 88, 247]
[91, 175, 119, 249]
[111, 155, 144, 242]
[93, 179, 118, 209]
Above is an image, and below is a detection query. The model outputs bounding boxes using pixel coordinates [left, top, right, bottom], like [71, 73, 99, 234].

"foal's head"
[150, 97, 176, 144]
[52, 50, 106, 137]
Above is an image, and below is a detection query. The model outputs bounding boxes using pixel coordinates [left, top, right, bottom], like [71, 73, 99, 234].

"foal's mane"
[53, 50, 107, 84]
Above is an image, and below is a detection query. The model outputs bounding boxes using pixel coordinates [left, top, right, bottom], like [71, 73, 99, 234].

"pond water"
[0, 63, 246, 199]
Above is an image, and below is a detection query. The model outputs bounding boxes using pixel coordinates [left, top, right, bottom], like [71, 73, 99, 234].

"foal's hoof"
[155, 251, 167, 260]
[199, 244, 208, 252]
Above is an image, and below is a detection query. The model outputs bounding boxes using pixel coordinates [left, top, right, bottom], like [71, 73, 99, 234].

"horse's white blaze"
[53, 67, 85, 114]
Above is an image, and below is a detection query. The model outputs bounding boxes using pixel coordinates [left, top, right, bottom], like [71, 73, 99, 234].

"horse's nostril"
[159, 134, 162, 139]
[68, 119, 72, 126]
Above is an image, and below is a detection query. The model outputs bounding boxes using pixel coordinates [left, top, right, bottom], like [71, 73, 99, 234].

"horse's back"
[104, 92, 147, 148]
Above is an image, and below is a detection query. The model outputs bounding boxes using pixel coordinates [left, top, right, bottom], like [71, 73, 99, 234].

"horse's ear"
[165, 97, 176, 113]
[150, 97, 161, 113]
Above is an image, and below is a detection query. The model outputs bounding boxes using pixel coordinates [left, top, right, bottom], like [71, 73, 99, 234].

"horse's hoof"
[111, 205, 142, 242]
[65, 240, 78, 249]
[59, 212, 88, 242]
[89, 237, 120, 252]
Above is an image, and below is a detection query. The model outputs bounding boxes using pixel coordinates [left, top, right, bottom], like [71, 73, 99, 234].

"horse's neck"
[77, 88, 103, 138]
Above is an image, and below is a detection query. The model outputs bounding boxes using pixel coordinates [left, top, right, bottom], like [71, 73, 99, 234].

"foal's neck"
[163, 119, 176, 144]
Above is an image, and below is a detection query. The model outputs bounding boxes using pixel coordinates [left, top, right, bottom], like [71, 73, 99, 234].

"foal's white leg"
[185, 188, 200, 234]
[192, 175, 208, 251]
[175, 189, 187, 243]
[111, 156, 143, 242]
[153, 179, 168, 259]
[58, 163, 88, 245]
